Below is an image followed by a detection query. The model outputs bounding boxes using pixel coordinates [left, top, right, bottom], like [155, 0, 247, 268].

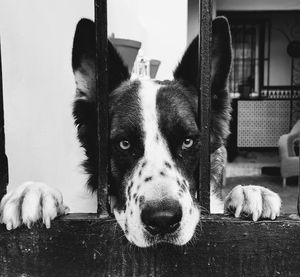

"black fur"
[174, 17, 232, 153]
[72, 17, 232, 202]
[156, 82, 200, 195]
[72, 18, 130, 93]
[109, 80, 144, 206]
[72, 18, 131, 192]
[172, 17, 232, 195]
[73, 99, 97, 191]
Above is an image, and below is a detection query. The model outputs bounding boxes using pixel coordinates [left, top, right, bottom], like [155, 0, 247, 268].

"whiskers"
[199, 205, 209, 216]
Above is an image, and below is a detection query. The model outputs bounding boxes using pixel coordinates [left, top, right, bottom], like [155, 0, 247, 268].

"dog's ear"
[72, 18, 130, 100]
[174, 17, 232, 151]
[173, 16, 232, 92]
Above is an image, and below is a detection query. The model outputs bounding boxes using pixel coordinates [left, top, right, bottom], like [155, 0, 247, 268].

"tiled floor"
[225, 151, 298, 214]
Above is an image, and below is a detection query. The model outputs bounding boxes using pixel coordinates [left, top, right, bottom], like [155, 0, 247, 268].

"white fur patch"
[0, 182, 69, 229]
[139, 80, 169, 163]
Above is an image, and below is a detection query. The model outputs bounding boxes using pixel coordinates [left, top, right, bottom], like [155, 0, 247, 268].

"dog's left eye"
[119, 140, 131, 150]
[182, 138, 193, 149]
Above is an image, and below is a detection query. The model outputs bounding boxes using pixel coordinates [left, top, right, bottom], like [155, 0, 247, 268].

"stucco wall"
[0, 0, 187, 212]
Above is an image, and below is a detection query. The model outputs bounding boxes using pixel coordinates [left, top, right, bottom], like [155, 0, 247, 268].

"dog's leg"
[224, 185, 281, 221]
[0, 182, 69, 230]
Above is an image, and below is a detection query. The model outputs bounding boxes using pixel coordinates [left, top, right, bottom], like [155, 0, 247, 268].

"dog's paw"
[224, 185, 281, 221]
[0, 181, 69, 230]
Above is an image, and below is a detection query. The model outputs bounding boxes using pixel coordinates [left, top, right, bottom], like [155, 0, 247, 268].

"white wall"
[0, 1, 187, 212]
[108, 0, 187, 80]
[0, 0, 96, 212]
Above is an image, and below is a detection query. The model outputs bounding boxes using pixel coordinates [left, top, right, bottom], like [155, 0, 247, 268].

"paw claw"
[270, 213, 276, 220]
[234, 206, 242, 218]
[6, 222, 12, 231]
[44, 217, 51, 229]
[64, 206, 70, 214]
[252, 212, 259, 222]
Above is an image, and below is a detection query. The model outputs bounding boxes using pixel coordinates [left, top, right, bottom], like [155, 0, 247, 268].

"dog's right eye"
[119, 140, 131, 150]
[182, 138, 194, 150]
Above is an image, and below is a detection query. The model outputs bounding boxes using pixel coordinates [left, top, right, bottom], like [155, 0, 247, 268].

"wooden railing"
[0, 214, 300, 276]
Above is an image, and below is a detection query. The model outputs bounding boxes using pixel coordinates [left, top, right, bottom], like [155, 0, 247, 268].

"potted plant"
[149, 59, 161, 79]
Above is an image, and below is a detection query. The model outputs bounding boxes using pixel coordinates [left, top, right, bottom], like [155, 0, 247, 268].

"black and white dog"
[0, 17, 281, 247]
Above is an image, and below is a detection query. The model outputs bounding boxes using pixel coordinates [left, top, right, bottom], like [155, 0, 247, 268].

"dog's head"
[72, 17, 231, 247]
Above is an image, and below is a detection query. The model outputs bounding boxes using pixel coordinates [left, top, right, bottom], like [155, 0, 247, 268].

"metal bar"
[197, 0, 212, 212]
[242, 24, 245, 97]
[258, 22, 265, 96]
[94, 0, 109, 217]
[298, 143, 300, 216]
[233, 27, 237, 96]
[0, 40, 8, 200]
[251, 26, 255, 93]
[266, 19, 271, 98]
[290, 58, 294, 129]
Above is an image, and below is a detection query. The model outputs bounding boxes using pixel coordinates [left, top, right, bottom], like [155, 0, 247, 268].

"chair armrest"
[287, 132, 300, 157]
[278, 134, 290, 159]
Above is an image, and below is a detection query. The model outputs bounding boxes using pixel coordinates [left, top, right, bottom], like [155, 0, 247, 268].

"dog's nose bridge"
[135, 157, 182, 200]
[139, 177, 181, 202]
[140, 158, 177, 178]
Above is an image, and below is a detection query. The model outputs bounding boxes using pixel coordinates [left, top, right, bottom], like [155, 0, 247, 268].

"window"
[219, 12, 269, 99]
[229, 23, 261, 98]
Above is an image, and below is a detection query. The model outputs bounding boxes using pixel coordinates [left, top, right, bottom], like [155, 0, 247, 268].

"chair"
[278, 120, 300, 187]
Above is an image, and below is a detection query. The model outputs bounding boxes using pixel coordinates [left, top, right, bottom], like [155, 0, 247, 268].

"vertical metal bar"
[258, 22, 265, 96]
[0, 40, 8, 200]
[242, 24, 245, 96]
[233, 27, 237, 97]
[95, 0, 109, 217]
[267, 19, 271, 98]
[298, 143, 300, 216]
[290, 58, 294, 129]
[251, 26, 255, 94]
[197, 0, 211, 212]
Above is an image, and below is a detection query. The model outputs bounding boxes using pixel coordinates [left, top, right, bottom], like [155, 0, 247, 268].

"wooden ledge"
[0, 214, 300, 276]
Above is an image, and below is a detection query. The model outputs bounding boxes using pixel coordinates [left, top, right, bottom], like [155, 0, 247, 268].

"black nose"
[141, 199, 182, 235]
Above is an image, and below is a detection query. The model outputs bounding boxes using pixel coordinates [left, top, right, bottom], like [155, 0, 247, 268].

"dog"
[0, 17, 281, 247]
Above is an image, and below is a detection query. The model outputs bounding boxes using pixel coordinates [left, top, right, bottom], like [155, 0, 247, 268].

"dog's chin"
[142, 226, 199, 247]
[130, 223, 200, 248]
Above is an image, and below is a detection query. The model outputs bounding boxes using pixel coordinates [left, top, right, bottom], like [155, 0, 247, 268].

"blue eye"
[119, 140, 131, 150]
[182, 138, 193, 149]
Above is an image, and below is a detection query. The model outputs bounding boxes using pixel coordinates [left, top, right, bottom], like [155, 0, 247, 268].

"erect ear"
[72, 18, 130, 100]
[173, 16, 232, 92]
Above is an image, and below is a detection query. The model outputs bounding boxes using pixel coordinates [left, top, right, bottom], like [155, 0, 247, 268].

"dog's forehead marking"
[138, 80, 171, 165]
